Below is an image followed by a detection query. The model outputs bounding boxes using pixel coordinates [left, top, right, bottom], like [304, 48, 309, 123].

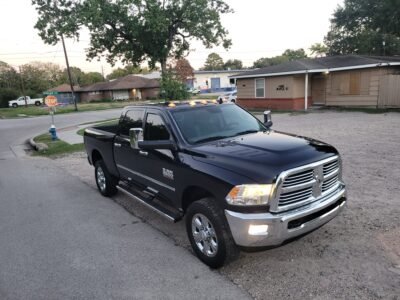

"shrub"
[160, 72, 189, 100]
[0, 88, 19, 108]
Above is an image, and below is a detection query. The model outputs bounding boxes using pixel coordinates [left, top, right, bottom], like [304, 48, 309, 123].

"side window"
[119, 109, 144, 136]
[144, 113, 170, 141]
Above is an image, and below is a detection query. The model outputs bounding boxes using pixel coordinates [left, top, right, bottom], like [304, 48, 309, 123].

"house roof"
[46, 84, 80, 93]
[231, 55, 400, 79]
[194, 69, 253, 74]
[78, 75, 160, 92]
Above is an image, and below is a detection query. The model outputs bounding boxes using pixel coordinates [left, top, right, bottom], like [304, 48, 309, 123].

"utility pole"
[18, 66, 27, 107]
[61, 34, 78, 111]
[101, 65, 105, 81]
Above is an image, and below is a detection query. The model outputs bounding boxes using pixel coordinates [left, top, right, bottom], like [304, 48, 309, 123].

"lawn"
[0, 101, 141, 119]
[33, 133, 85, 157]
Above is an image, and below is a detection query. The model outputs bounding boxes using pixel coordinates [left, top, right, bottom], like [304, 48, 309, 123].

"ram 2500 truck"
[84, 101, 346, 268]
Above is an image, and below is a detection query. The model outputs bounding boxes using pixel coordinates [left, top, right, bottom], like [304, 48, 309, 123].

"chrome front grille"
[272, 156, 341, 212]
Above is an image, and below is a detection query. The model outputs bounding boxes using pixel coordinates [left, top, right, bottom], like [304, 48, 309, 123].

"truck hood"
[190, 131, 338, 183]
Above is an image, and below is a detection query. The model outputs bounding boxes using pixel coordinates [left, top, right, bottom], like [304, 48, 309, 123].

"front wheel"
[94, 160, 118, 197]
[186, 198, 239, 268]
[12, 103, 18, 108]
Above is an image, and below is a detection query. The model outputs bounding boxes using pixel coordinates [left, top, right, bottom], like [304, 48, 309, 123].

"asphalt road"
[0, 110, 250, 299]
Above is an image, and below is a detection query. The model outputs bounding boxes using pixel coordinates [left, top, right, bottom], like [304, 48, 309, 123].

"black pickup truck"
[84, 101, 346, 268]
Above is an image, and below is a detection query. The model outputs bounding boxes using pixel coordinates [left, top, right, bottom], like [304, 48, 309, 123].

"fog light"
[248, 224, 269, 236]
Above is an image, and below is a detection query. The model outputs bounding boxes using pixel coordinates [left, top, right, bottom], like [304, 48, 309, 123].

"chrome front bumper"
[225, 184, 346, 247]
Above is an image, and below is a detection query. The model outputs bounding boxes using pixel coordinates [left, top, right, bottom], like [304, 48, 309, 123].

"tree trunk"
[160, 59, 167, 76]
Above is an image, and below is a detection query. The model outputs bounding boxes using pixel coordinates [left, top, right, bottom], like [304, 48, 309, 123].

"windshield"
[170, 104, 266, 144]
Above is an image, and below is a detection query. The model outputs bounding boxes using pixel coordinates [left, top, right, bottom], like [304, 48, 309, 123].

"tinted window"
[119, 109, 144, 136]
[171, 104, 265, 144]
[144, 113, 170, 141]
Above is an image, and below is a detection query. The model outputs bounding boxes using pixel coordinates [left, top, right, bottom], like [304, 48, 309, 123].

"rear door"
[113, 108, 146, 186]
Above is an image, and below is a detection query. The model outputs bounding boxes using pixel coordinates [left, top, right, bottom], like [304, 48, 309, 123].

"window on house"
[255, 78, 265, 98]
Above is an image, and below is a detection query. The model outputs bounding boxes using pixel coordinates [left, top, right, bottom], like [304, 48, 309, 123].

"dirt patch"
[53, 111, 400, 299]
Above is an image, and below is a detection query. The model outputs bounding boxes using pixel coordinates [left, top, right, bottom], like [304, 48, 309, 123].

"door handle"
[114, 143, 122, 147]
[139, 150, 148, 156]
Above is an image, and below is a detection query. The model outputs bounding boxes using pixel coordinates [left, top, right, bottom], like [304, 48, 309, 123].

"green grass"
[33, 133, 84, 157]
[0, 101, 141, 119]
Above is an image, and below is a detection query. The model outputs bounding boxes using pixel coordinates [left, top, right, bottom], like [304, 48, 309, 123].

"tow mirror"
[138, 140, 177, 151]
[263, 110, 273, 128]
[129, 128, 143, 149]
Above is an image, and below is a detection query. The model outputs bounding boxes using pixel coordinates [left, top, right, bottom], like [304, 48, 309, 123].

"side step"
[116, 184, 183, 223]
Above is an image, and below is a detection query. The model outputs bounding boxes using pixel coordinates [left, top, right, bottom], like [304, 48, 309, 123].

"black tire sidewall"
[94, 160, 117, 197]
[186, 198, 233, 268]
[12, 103, 18, 108]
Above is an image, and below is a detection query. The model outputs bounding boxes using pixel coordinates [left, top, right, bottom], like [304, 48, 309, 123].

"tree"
[252, 49, 308, 69]
[325, 0, 400, 56]
[203, 53, 224, 70]
[106, 65, 152, 80]
[173, 58, 193, 83]
[20, 62, 63, 95]
[223, 59, 243, 70]
[282, 48, 307, 60]
[32, 0, 233, 74]
[309, 43, 328, 57]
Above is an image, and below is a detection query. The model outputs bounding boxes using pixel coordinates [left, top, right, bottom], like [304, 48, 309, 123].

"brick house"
[78, 75, 160, 102]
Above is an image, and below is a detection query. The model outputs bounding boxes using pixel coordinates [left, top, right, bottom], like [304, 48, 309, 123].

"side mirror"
[138, 140, 177, 151]
[263, 110, 273, 128]
[129, 128, 143, 149]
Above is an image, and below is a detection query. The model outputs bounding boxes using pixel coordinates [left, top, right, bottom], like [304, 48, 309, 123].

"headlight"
[225, 184, 273, 206]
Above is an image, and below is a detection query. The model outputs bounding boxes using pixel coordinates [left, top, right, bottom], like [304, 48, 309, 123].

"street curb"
[28, 138, 38, 151]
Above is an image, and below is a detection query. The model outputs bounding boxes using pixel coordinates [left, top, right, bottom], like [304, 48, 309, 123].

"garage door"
[113, 90, 129, 100]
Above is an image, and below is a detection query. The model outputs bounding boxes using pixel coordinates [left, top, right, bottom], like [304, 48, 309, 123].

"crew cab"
[9, 96, 43, 108]
[84, 101, 346, 268]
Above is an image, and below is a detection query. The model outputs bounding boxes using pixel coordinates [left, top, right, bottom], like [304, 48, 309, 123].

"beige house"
[231, 55, 400, 110]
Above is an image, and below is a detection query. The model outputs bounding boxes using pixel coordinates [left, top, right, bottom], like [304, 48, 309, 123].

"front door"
[136, 110, 179, 206]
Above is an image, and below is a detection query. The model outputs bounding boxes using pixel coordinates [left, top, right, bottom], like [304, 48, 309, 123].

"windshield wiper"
[193, 136, 230, 144]
[232, 129, 259, 137]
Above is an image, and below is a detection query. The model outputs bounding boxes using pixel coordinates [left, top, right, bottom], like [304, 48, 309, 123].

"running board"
[116, 184, 183, 222]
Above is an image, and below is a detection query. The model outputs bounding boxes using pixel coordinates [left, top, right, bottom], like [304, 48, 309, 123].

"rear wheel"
[186, 198, 239, 268]
[35, 101, 41, 106]
[94, 160, 118, 197]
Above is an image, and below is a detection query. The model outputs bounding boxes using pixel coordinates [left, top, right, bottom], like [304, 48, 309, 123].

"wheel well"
[181, 186, 214, 213]
[91, 150, 103, 165]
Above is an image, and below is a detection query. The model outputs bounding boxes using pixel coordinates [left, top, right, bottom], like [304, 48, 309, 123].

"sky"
[0, 0, 343, 75]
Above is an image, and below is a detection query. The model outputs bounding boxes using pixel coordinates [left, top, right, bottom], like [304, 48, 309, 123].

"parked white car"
[217, 91, 237, 103]
[9, 96, 43, 108]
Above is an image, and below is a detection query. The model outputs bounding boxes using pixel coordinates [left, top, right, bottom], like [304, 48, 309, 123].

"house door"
[311, 76, 326, 105]
[210, 77, 221, 91]
[378, 75, 400, 107]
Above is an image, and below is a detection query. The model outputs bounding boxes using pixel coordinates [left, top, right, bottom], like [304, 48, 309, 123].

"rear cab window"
[119, 109, 145, 136]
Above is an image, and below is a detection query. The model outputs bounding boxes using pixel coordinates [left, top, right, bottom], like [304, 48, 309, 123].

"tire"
[12, 103, 18, 108]
[94, 160, 118, 197]
[35, 101, 41, 106]
[186, 198, 239, 268]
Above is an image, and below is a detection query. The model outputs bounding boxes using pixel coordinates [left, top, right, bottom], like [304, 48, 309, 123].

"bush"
[160, 72, 189, 100]
[0, 88, 19, 108]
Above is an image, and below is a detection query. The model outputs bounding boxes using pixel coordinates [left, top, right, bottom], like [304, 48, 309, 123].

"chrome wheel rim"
[96, 167, 106, 192]
[191, 213, 218, 257]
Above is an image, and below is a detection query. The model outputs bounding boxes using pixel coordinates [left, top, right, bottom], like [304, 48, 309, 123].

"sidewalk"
[57, 122, 100, 145]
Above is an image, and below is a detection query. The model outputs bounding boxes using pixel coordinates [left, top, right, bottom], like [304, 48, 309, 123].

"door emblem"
[162, 168, 174, 180]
